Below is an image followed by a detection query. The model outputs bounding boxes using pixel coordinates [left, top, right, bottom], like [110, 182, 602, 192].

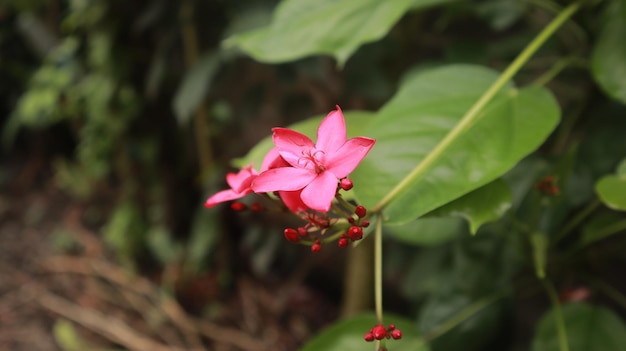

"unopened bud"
[283, 228, 299, 242]
[340, 178, 353, 191]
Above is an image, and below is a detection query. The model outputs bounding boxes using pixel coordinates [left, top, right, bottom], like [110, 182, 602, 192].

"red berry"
[298, 227, 308, 237]
[338, 237, 349, 248]
[391, 329, 402, 340]
[361, 220, 370, 228]
[348, 217, 355, 224]
[347, 226, 363, 241]
[372, 325, 387, 340]
[311, 243, 321, 252]
[231, 202, 247, 211]
[340, 178, 353, 191]
[355, 205, 367, 218]
[364, 332, 375, 342]
[388, 324, 395, 330]
[283, 228, 299, 242]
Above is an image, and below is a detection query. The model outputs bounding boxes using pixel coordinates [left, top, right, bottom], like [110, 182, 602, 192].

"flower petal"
[272, 128, 315, 167]
[326, 136, 376, 179]
[252, 167, 316, 193]
[226, 167, 257, 193]
[279, 190, 309, 213]
[316, 106, 346, 153]
[205, 189, 249, 208]
[261, 147, 289, 172]
[300, 171, 338, 212]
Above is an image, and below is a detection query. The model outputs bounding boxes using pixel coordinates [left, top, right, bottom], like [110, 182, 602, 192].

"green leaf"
[53, 320, 84, 351]
[351, 64, 560, 225]
[531, 303, 626, 351]
[233, 111, 375, 169]
[595, 159, 626, 211]
[224, 0, 447, 67]
[173, 52, 220, 125]
[386, 217, 466, 247]
[299, 313, 430, 351]
[428, 179, 512, 234]
[591, 0, 626, 104]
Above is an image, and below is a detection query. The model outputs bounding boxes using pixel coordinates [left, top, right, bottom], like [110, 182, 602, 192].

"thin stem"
[371, 0, 582, 213]
[424, 288, 510, 341]
[180, 0, 214, 182]
[553, 198, 600, 243]
[531, 56, 588, 86]
[374, 213, 383, 325]
[541, 279, 570, 351]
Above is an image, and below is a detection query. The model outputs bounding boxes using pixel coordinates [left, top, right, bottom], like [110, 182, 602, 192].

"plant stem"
[541, 278, 570, 351]
[371, 0, 582, 213]
[553, 198, 600, 243]
[424, 288, 509, 341]
[374, 213, 383, 325]
[180, 0, 214, 182]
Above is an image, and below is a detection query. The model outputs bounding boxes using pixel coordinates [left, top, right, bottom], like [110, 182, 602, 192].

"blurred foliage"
[2, 0, 626, 350]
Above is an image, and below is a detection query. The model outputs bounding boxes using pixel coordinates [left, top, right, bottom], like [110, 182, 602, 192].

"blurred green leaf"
[386, 217, 465, 247]
[184, 209, 220, 275]
[233, 110, 375, 169]
[531, 303, 626, 351]
[591, 0, 626, 104]
[596, 159, 626, 211]
[225, 0, 448, 66]
[53, 320, 85, 351]
[147, 226, 180, 265]
[299, 313, 429, 351]
[173, 52, 220, 125]
[351, 64, 560, 225]
[428, 179, 512, 234]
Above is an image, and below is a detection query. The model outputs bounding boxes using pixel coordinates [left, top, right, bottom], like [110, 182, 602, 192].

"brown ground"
[0, 163, 338, 351]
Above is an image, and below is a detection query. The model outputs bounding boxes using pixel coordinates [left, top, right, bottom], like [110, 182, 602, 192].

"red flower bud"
[348, 226, 363, 241]
[355, 205, 367, 218]
[338, 237, 349, 248]
[363, 332, 375, 342]
[298, 227, 308, 236]
[372, 325, 387, 340]
[231, 202, 247, 211]
[391, 329, 402, 340]
[311, 243, 321, 252]
[283, 228, 299, 242]
[362, 220, 370, 228]
[340, 178, 353, 191]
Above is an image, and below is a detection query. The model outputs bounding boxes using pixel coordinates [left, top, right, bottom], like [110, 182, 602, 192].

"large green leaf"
[531, 303, 626, 351]
[386, 216, 466, 247]
[428, 179, 512, 234]
[224, 0, 449, 66]
[299, 313, 429, 351]
[595, 159, 626, 211]
[233, 111, 375, 169]
[351, 64, 560, 225]
[591, 0, 626, 104]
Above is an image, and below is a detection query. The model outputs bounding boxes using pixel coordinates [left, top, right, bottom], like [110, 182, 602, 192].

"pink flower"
[204, 166, 258, 208]
[252, 106, 375, 212]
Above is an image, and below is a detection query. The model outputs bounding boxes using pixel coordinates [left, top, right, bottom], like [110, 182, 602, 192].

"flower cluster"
[205, 106, 376, 251]
[364, 324, 402, 343]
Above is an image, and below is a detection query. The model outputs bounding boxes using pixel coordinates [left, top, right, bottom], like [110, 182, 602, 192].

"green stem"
[531, 56, 588, 86]
[424, 288, 509, 341]
[541, 279, 570, 351]
[553, 198, 600, 243]
[374, 213, 383, 325]
[371, 0, 582, 213]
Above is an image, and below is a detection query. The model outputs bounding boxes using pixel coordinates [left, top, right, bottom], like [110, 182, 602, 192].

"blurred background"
[1, 0, 626, 350]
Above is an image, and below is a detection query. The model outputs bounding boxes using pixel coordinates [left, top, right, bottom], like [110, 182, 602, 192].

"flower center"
[298, 149, 326, 174]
